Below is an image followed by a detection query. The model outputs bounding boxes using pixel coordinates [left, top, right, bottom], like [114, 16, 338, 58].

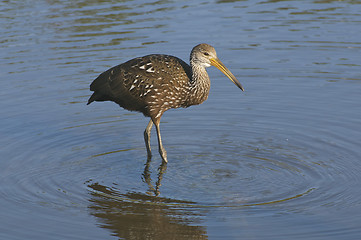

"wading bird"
[88, 43, 244, 163]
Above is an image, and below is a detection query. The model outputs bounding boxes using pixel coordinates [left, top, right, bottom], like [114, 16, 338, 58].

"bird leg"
[144, 119, 153, 160]
[153, 118, 168, 163]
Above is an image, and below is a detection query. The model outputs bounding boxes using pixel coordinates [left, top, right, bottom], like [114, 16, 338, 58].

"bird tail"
[87, 92, 103, 105]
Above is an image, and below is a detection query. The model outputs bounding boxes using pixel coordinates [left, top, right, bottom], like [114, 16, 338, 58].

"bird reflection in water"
[87, 181, 207, 239]
[142, 160, 167, 196]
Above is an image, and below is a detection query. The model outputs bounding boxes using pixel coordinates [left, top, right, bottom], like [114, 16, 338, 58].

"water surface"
[1, 0, 361, 239]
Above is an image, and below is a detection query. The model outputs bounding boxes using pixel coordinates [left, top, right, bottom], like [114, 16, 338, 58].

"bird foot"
[159, 149, 168, 163]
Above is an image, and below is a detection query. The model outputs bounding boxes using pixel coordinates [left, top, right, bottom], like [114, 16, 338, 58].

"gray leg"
[154, 120, 168, 163]
[144, 119, 153, 160]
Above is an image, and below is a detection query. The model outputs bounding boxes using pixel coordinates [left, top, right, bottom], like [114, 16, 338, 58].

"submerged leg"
[153, 118, 168, 163]
[144, 119, 153, 160]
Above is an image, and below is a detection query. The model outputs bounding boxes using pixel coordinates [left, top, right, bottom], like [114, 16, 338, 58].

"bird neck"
[188, 62, 211, 105]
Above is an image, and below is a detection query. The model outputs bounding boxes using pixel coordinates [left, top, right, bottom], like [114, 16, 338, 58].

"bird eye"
[203, 52, 209, 56]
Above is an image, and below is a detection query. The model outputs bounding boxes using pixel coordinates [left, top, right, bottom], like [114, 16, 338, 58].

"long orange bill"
[210, 58, 244, 91]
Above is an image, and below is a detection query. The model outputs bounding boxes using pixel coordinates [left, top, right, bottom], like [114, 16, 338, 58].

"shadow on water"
[87, 179, 208, 240]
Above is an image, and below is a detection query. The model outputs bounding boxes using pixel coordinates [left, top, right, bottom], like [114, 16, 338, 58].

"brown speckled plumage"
[88, 43, 244, 163]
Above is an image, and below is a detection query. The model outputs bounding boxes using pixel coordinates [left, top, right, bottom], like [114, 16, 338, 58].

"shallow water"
[1, 0, 361, 239]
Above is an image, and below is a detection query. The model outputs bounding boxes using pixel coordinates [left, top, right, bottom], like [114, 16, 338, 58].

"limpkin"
[87, 43, 244, 163]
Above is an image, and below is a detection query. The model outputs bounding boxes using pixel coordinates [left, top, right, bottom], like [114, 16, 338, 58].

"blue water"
[1, 0, 361, 239]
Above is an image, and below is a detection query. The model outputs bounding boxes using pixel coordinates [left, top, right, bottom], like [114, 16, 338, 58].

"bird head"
[191, 43, 244, 91]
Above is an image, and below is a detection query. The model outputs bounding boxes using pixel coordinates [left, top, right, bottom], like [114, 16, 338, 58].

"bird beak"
[210, 58, 244, 91]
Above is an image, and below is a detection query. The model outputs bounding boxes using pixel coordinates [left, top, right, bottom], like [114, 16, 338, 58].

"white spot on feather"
[144, 89, 151, 96]
[155, 112, 162, 118]
[146, 67, 155, 73]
